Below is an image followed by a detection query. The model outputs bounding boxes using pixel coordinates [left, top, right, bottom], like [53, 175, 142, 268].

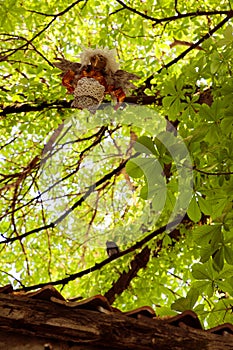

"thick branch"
[0, 86, 215, 117]
[104, 227, 183, 304]
[105, 246, 151, 304]
[0, 100, 71, 116]
[1, 293, 233, 350]
[0, 97, 161, 116]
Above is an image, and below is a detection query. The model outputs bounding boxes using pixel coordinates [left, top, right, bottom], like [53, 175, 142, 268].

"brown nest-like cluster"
[54, 47, 140, 113]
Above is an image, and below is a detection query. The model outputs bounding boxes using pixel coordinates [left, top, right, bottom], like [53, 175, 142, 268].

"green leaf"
[163, 80, 177, 95]
[125, 158, 144, 178]
[198, 197, 212, 215]
[171, 297, 190, 312]
[151, 189, 166, 211]
[224, 246, 233, 265]
[193, 225, 222, 246]
[192, 280, 214, 298]
[212, 248, 224, 272]
[187, 197, 202, 222]
[199, 104, 215, 121]
[194, 304, 205, 312]
[173, 284, 208, 310]
[186, 287, 199, 308]
[189, 125, 210, 143]
[140, 185, 148, 199]
[134, 136, 157, 155]
[217, 280, 233, 295]
[218, 267, 233, 279]
[210, 52, 222, 74]
[192, 261, 214, 280]
[162, 96, 176, 108]
[200, 245, 213, 263]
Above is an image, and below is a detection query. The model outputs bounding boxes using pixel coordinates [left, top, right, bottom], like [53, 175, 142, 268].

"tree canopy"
[1, 0, 233, 329]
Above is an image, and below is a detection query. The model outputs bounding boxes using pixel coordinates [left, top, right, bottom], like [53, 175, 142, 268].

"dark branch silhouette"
[0, 0, 85, 62]
[104, 226, 184, 304]
[15, 216, 182, 292]
[105, 246, 151, 304]
[145, 11, 233, 86]
[115, 0, 230, 24]
[194, 167, 233, 176]
[1, 153, 140, 244]
[0, 87, 215, 116]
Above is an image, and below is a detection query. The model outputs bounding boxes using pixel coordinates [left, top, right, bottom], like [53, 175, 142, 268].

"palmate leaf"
[193, 224, 222, 246]
[191, 280, 214, 298]
[171, 297, 191, 312]
[198, 196, 213, 216]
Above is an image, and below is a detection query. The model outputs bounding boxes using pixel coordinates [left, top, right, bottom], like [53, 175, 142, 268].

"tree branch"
[0, 86, 214, 117]
[145, 11, 233, 86]
[115, 0, 230, 24]
[104, 226, 183, 304]
[0, 0, 85, 61]
[158, 12, 233, 72]
[0, 98, 160, 116]
[0, 100, 71, 116]
[1, 153, 140, 245]
[194, 167, 233, 176]
[105, 246, 151, 304]
[15, 216, 181, 292]
[0, 269, 25, 288]
[0, 126, 116, 222]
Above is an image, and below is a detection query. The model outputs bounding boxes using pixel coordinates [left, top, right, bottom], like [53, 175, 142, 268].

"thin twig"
[1, 153, 140, 244]
[0, 269, 25, 288]
[194, 167, 233, 176]
[15, 216, 182, 292]
[145, 11, 233, 86]
[0, 0, 85, 61]
[115, 0, 230, 24]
